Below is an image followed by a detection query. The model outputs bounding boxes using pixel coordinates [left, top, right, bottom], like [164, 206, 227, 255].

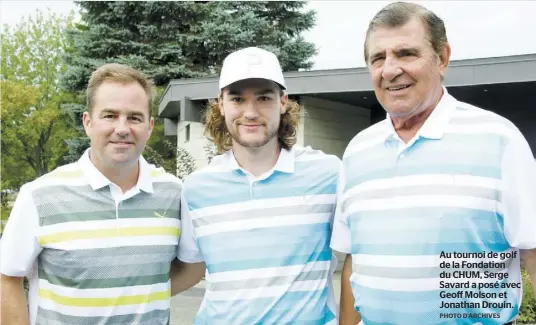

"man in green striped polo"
[0, 63, 202, 325]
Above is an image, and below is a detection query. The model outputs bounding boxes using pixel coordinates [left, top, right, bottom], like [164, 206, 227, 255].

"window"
[185, 124, 191, 142]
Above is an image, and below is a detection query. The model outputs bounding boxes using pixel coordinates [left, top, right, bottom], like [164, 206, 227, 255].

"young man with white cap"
[172, 47, 341, 324]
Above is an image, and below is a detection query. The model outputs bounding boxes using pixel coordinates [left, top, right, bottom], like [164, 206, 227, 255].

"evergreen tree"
[59, 1, 317, 164]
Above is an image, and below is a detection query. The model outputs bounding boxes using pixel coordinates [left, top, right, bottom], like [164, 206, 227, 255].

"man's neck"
[90, 153, 139, 193]
[391, 87, 444, 143]
[232, 139, 281, 177]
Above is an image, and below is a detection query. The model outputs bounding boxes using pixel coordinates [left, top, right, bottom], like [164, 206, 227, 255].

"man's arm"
[330, 165, 361, 324]
[340, 254, 360, 325]
[173, 188, 206, 296]
[0, 185, 42, 324]
[521, 249, 536, 294]
[170, 259, 206, 295]
[1, 275, 29, 325]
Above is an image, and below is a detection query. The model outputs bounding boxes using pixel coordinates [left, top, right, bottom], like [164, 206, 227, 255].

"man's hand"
[339, 254, 361, 325]
[521, 248, 536, 294]
[170, 259, 206, 296]
[1, 274, 30, 325]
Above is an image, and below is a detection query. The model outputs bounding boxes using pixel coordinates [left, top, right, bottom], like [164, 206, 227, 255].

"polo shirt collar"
[384, 86, 457, 141]
[222, 146, 295, 174]
[78, 149, 154, 193]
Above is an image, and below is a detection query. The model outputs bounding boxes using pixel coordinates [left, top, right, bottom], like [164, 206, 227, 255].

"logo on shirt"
[154, 211, 167, 218]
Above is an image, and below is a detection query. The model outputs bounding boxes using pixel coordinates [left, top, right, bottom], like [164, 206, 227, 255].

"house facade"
[159, 54, 536, 168]
[159, 53, 536, 269]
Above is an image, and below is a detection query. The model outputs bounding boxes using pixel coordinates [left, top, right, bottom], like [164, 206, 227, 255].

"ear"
[148, 117, 154, 137]
[280, 93, 289, 114]
[82, 111, 91, 136]
[438, 42, 451, 79]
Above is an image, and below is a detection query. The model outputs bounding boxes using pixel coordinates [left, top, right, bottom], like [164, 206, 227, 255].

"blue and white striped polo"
[179, 146, 341, 324]
[331, 87, 536, 325]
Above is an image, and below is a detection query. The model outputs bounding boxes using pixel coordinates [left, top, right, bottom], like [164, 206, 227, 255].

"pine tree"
[59, 1, 317, 164]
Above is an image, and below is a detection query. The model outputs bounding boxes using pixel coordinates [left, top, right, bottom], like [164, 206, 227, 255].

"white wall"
[300, 96, 370, 158]
[176, 121, 210, 170]
[296, 104, 305, 148]
[299, 96, 371, 271]
[176, 98, 371, 172]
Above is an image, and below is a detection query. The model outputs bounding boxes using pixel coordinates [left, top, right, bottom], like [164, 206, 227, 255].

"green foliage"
[145, 87, 177, 173]
[143, 139, 178, 176]
[519, 269, 536, 323]
[1, 10, 77, 235]
[1, 10, 76, 193]
[59, 1, 317, 163]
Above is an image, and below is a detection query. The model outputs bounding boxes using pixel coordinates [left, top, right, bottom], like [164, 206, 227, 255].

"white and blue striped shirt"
[331, 87, 536, 325]
[179, 146, 341, 324]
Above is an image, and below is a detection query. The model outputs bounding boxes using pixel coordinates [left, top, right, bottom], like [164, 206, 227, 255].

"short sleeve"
[0, 184, 42, 276]
[177, 189, 205, 263]
[330, 164, 352, 254]
[501, 129, 536, 249]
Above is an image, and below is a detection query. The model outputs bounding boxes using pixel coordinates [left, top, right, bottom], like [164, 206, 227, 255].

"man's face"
[83, 81, 153, 170]
[219, 78, 287, 149]
[366, 17, 450, 119]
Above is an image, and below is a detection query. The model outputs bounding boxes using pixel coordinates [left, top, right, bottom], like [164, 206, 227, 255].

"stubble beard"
[228, 121, 279, 148]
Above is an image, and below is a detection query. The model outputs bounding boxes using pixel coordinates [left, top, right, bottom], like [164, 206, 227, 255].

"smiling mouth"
[387, 85, 411, 91]
[110, 141, 133, 145]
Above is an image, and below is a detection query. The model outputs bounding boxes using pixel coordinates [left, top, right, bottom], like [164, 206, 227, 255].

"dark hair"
[364, 1, 448, 63]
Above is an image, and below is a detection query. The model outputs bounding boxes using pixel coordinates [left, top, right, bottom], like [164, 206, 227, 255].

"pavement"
[170, 271, 342, 325]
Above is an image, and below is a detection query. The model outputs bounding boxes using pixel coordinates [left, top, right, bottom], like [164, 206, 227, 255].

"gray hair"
[364, 1, 448, 63]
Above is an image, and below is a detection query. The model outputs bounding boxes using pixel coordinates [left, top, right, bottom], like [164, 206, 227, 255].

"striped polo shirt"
[178, 146, 340, 324]
[330, 87, 536, 325]
[0, 149, 183, 325]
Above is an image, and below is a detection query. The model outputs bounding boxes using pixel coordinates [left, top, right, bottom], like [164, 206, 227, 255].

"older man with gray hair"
[331, 2, 536, 325]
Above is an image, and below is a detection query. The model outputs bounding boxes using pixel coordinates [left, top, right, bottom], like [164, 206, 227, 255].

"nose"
[381, 56, 403, 82]
[243, 100, 260, 120]
[114, 116, 131, 137]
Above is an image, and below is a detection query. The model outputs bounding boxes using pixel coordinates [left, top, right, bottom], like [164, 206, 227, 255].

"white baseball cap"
[219, 47, 286, 90]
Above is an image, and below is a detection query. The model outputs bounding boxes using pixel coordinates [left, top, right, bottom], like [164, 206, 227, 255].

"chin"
[109, 154, 138, 165]
[237, 136, 270, 148]
[385, 103, 416, 118]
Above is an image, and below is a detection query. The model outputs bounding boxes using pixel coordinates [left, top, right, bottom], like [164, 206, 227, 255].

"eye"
[399, 50, 418, 59]
[230, 97, 242, 103]
[371, 57, 384, 65]
[103, 114, 115, 119]
[129, 116, 142, 122]
[259, 96, 271, 101]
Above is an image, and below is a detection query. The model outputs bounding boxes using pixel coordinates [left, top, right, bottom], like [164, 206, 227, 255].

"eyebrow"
[100, 109, 145, 117]
[227, 89, 277, 96]
[369, 47, 421, 62]
[369, 51, 385, 62]
[395, 47, 420, 56]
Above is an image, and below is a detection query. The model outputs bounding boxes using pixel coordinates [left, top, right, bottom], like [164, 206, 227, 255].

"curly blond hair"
[203, 95, 301, 154]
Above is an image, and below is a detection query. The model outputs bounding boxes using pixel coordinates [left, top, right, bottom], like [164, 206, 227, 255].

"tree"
[176, 147, 197, 181]
[1, 10, 76, 184]
[1, 10, 77, 232]
[59, 1, 317, 162]
[204, 142, 218, 164]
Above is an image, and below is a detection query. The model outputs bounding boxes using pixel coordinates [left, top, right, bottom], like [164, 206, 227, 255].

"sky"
[2, 0, 536, 70]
